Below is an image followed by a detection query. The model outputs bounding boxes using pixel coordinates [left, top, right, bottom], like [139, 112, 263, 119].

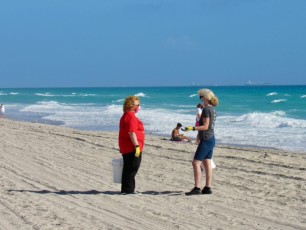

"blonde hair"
[198, 89, 219, 106]
[123, 96, 140, 112]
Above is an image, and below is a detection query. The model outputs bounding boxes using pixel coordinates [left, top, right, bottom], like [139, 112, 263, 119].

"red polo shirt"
[119, 111, 145, 154]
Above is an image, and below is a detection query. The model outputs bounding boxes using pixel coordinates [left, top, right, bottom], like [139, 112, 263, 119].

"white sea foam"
[17, 101, 306, 152]
[216, 112, 306, 152]
[301, 95, 306, 98]
[165, 104, 193, 108]
[271, 99, 287, 103]
[266, 92, 278, 96]
[10, 92, 19, 95]
[19, 101, 196, 136]
[234, 112, 306, 128]
[139, 109, 197, 138]
[0, 92, 7, 96]
[35, 93, 56, 97]
[189, 94, 197, 98]
[21, 101, 72, 112]
[270, 111, 286, 117]
[135, 92, 146, 97]
[79, 93, 97, 97]
[35, 92, 98, 97]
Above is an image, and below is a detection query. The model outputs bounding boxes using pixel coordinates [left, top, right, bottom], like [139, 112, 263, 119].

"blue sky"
[1, 0, 305, 87]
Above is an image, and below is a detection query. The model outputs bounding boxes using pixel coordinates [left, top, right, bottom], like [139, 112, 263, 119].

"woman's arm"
[194, 117, 210, 131]
[128, 132, 139, 146]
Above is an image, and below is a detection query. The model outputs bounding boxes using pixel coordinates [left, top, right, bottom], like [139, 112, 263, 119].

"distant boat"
[192, 82, 200, 86]
[245, 80, 271, 86]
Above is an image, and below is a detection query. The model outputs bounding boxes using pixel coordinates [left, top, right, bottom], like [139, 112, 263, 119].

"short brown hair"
[123, 96, 140, 112]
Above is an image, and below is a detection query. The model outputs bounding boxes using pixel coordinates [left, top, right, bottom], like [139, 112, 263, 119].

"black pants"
[121, 152, 142, 193]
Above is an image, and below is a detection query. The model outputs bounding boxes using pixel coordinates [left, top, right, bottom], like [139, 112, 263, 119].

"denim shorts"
[194, 137, 215, 161]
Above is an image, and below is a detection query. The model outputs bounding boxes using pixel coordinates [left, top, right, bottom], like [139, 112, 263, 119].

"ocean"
[1, 85, 306, 153]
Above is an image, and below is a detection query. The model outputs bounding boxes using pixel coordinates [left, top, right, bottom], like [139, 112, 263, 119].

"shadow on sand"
[7, 189, 183, 196]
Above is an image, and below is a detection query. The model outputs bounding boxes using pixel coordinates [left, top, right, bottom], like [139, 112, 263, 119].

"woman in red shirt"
[118, 96, 145, 194]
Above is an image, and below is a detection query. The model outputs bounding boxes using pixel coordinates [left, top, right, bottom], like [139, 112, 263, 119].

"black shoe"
[129, 191, 142, 195]
[202, 186, 212, 194]
[185, 187, 201, 196]
[121, 191, 142, 195]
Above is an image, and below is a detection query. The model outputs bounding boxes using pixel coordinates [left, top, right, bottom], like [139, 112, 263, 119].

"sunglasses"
[134, 104, 140, 107]
[199, 96, 203, 99]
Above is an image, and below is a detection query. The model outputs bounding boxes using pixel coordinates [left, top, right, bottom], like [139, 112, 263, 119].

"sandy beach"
[0, 118, 305, 229]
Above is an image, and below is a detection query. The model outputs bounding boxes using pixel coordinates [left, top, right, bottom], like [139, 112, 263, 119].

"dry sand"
[0, 118, 305, 229]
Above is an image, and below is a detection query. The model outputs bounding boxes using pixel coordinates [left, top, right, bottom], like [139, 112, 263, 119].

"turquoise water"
[1, 85, 306, 152]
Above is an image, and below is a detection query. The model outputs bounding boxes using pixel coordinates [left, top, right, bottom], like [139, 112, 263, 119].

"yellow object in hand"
[184, 126, 194, 131]
[135, 145, 141, 157]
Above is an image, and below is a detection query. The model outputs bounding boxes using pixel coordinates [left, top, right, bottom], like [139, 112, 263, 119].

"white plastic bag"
[112, 156, 123, 183]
